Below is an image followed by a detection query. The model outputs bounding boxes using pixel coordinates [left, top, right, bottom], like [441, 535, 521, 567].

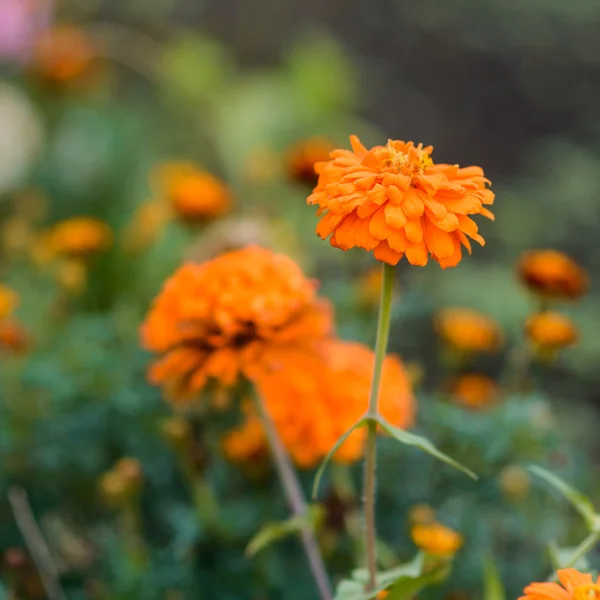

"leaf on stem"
[528, 466, 596, 530]
[245, 505, 324, 557]
[312, 417, 369, 499]
[375, 416, 477, 480]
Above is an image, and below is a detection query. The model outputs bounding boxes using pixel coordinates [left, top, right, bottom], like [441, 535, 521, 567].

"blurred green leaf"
[246, 505, 323, 557]
[376, 417, 477, 480]
[483, 556, 506, 600]
[529, 466, 596, 530]
[312, 417, 367, 499]
[386, 559, 450, 600]
[158, 35, 234, 105]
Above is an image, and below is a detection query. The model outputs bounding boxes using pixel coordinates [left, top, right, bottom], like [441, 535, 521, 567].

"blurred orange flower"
[525, 312, 578, 351]
[49, 217, 112, 258]
[225, 339, 414, 469]
[32, 25, 95, 83]
[0, 321, 29, 355]
[411, 522, 463, 556]
[450, 374, 499, 410]
[518, 250, 588, 301]
[435, 308, 503, 353]
[287, 137, 334, 186]
[57, 259, 88, 295]
[153, 162, 232, 223]
[307, 135, 494, 267]
[519, 569, 600, 600]
[141, 246, 333, 402]
[0, 285, 18, 320]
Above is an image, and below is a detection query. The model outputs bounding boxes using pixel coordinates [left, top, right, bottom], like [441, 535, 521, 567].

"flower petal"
[385, 202, 408, 229]
[405, 218, 424, 243]
[558, 569, 593, 592]
[374, 240, 403, 265]
[405, 241, 428, 266]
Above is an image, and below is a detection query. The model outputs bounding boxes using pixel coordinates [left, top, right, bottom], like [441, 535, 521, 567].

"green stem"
[364, 263, 395, 591]
[551, 531, 600, 579]
[253, 389, 332, 600]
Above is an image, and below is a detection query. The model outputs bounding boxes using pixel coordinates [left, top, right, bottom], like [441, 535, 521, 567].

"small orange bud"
[411, 522, 463, 557]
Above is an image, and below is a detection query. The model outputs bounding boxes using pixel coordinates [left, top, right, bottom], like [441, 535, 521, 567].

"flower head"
[0, 284, 18, 320]
[287, 137, 334, 187]
[411, 522, 463, 556]
[222, 399, 269, 465]
[526, 312, 578, 351]
[408, 503, 436, 525]
[226, 340, 414, 469]
[519, 250, 588, 301]
[435, 308, 503, 353]
[308, 135, 494, 267]
[499, 465, 531, 502]
[48, 217, 112, 258]
[450, 374, 499, 410]
[141, 246, 333, 402]
[122, 200, 171, 253]
[32, 25, 95, 83]
[153, 162, 232, 223]
[519, 569, 600, 600]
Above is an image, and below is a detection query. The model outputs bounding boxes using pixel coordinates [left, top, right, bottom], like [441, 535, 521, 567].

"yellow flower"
[411, 522, 463, 556]
[57, 259, 87, 295]
[122, 199, 172, 253]
[499, 465, 531, 502]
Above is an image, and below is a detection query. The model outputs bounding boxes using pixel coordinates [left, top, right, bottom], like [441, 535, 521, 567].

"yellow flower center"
[574, 585, 600, 600]
[380, 141, 433, 176]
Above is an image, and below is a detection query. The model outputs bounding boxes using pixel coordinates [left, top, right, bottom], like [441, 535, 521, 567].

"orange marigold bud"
[411, 522, 463, 556]
[32, 25, 96, 83]
[141, 246, 333, 402]
[48, 217, 112, 258]
[0, 285, 18, 320]
[525, 312, 578, 351]
[435, 308, 503, 353]
[450, 374, 499, 410]
[153, 162, 232, 224]
[308, 135, 494, 267]
[287, 137, 334, 187]
[518, 250, 588, 300]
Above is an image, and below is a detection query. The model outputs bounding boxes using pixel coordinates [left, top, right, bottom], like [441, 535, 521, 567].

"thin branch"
[7, 486, 68, 600]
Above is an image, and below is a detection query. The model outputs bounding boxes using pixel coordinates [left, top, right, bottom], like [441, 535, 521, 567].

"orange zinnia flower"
[0, 285, 18, 320]
[287, 137, 334, 187]
[32, 25, 96, 83]
[411, 522, 463, 556]
[226, 339, 415, 469]
[141, 246, 333, 402]
[435, 308, 503, 353]
[153, 162, 232, 223]
[525, 312, 578, 351]
[49, 217, 112, 258]
[519, 569, 600, 600]
[518, 250, 588, 300]
[450, 374, 499, 410]
[307, 136, 494, 267]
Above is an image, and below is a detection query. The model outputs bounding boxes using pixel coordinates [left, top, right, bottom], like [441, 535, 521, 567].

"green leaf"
[549, 541, 591, 572]
[386, 557, 450, 600]
[483, 556, 506, 600]
[375, 417, 477, 480]
[245, 506, 323, 557]
[529, 466, 596, 530]
[312, 417, 368, 499]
